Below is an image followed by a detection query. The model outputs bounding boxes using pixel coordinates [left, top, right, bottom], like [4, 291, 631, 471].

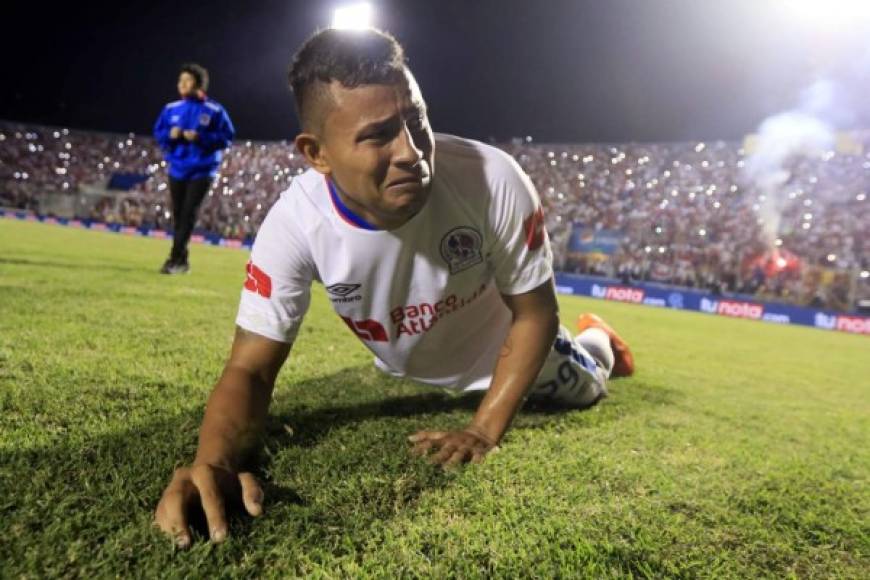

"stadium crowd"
[0, 123, 307, 240]
[1, 121, 867, 310]
[504, 137, 869, 310]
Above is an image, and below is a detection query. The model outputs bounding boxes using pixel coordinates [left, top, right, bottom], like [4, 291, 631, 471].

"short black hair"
[180, 63, 209, 92]
[288, 28, 407, 131]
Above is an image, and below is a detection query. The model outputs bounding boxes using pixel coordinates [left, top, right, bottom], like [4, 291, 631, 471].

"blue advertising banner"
[554, 272, 869, 336]
[567, 224, 622, 256]
[5, 208, 866, 336]
[0, 209, 253, 249]
[107, 172, 150, 191]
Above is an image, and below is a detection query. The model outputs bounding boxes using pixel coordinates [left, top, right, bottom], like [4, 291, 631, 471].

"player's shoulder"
[435, 133, 519, 171]
[164, 100, 184, 110]
[434, 133, 536, 205]
[436, 133, 528, 187]
[263, 168, 330, 231]
[203, 99, 223, 112]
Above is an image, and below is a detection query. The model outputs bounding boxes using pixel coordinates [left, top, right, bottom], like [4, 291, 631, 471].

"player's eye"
[407, 115, 426, 131]
[361, 124, 398, 143]
[364, 130, 388, 141]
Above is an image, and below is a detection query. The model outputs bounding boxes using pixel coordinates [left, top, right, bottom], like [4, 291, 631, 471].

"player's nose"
[393, 123, 423, 167]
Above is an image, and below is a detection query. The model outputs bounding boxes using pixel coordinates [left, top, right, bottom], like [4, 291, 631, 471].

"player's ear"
[295, 133, 331, 174]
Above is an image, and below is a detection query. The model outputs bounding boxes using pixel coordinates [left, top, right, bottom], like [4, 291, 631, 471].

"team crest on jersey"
[440, 227, 483, 274]
[198, 113, 211, 126]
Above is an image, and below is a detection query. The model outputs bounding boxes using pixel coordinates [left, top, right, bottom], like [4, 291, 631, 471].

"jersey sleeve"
[198, 105, 235, 152]
[153, 106, 175, 152]
[487, 151, 554, 295]
[235, 197, 314, 343]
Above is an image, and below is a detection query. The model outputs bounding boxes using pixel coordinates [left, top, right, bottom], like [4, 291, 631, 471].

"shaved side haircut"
[288, 28, 407, 133]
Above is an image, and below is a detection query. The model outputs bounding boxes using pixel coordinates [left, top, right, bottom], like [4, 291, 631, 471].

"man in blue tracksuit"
[154, 63, 235, 274]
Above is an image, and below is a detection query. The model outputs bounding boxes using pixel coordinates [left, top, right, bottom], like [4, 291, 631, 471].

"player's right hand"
[169, 126, 182, 140]
[154, 463, 264, 548]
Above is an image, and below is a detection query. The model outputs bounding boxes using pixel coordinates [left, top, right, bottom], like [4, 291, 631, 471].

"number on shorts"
[535, 361, 581, 397]
[557, 361, 580, 392]
[536, 380, 558, 397]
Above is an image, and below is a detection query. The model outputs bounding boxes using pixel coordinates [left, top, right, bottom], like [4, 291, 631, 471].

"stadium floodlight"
[784, 0, 870, 30]
[332, 3, 373, 30]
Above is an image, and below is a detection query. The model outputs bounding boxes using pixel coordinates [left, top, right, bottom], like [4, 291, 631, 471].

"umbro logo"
[326, 283, 362, 303]
[326, 283, 360, 297]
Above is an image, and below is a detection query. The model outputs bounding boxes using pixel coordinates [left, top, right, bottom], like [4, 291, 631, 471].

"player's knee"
[576, 328, 614, 375]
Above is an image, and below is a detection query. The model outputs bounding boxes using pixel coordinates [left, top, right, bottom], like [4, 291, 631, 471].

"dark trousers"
[168, 176, 212, 262]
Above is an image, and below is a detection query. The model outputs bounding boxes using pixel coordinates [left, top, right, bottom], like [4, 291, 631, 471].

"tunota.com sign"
[814, 313, 870, 335]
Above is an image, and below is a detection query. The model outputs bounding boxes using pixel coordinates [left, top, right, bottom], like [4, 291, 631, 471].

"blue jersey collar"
[327, 178, 381, 231]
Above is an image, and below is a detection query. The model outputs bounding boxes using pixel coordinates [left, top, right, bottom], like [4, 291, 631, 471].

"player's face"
[177, 73, 197, 98]
[320, 69, 435, 228]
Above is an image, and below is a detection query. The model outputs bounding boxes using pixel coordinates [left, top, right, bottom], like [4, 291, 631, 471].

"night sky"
[2, 0, 868, 142]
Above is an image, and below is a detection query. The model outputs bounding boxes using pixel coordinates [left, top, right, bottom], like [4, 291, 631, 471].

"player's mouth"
[386, 175, 425, 190]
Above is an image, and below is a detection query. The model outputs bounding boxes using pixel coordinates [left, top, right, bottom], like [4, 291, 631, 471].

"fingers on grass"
[429, 444, 459, 465]
[411, 440, 436, 456]
[238, 472, 264, 517]
[444, 449, 470, 470]
[155, 486, 192, 548]
[408, 431, 447, 443]
[191, 466, 229, 542]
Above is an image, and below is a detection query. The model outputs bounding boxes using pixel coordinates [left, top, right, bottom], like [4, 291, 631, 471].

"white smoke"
[742, 80, 837, 246]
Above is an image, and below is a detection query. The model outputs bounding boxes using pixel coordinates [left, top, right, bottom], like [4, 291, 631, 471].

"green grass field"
[1, 219, 868, 578]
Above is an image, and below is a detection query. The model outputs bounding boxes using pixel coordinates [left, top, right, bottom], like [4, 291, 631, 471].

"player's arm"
[154, 326, 290, 547]
[194, 326, 289, 470]
[410, 280, 559, 467]
[195, 106, 235, 151]
[153, 106, 180, 149]
[468, 280, 559, 441]
[411, 147, 555, 468]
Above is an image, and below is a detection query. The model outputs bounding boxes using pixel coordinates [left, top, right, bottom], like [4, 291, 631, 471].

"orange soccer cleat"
[576, 313, 635, 377]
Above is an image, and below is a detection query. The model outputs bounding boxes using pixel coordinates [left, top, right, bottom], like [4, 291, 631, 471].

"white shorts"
[528, 325, 610, 408]
[374, 326, 610, 408]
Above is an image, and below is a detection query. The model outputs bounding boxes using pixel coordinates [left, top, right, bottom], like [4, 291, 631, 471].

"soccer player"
[153, 63, 235, 274]
[154, 29, 634, 547]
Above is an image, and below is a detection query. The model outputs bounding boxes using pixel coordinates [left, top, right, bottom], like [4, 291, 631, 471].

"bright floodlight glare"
[332, 3, 373, 30]
[786, 0, 870, 30]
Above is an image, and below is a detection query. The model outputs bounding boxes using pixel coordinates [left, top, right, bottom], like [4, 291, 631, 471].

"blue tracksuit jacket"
[153, 95, 235, 180]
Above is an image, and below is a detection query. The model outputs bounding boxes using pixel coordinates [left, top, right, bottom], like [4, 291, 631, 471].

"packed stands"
[1, 121, 867, 310]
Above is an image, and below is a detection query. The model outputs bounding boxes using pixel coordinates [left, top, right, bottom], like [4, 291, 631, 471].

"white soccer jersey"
[236, 133, 554, 391]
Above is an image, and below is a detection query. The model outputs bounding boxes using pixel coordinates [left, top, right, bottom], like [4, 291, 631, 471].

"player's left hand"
[408, 428, 498, 469]
[183, 130, 198, 141]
